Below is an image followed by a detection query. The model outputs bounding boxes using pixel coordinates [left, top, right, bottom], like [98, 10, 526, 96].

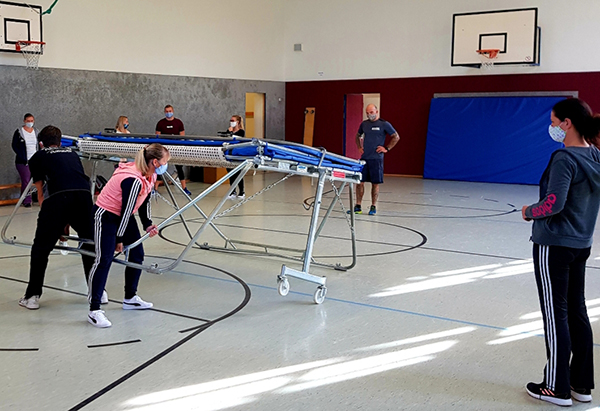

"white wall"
[0, 0, 285, 81]
[284, 0, 600, 81]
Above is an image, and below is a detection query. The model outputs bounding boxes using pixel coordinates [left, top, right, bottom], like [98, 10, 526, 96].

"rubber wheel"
[313, 286, 327, 304]
[277, 278, 290, 296]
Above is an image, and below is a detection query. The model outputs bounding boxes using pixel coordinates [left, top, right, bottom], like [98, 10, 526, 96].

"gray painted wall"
[0, 64, 285, 192]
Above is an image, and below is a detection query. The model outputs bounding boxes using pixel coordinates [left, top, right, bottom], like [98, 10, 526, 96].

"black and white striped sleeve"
[117, 177, 142, 239]
[138, 192, 152, 231]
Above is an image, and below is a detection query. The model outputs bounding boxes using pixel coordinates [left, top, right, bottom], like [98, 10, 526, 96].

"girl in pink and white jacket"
[87, 143, 170, 328]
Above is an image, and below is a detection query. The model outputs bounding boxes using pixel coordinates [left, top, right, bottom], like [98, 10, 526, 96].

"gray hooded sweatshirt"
[525, 146, 600, 248]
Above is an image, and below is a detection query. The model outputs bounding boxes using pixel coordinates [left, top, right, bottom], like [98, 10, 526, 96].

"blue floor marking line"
[168, 264, 600, 347]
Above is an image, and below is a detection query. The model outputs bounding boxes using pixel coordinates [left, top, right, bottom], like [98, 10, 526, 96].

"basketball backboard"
[0, 1, 42, 53]
[452, 8, 540, 68]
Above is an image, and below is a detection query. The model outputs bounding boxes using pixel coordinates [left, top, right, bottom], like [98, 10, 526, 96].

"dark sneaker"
[526, 382, 572, 406]
[571, 387, 592, 403]
[369, 205, 377, 215]
[183, 188, 192, 196]
[347, 205, 362, 214]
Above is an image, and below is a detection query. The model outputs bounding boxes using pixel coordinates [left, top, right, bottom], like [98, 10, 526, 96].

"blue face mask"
[165, 112, 174, 119]
[155, 162, 168, 175]
[123, 123, 129, 129]
[548, 123, 566, 143]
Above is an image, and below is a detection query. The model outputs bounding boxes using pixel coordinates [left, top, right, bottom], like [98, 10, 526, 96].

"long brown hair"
[231, 115, 245, 130]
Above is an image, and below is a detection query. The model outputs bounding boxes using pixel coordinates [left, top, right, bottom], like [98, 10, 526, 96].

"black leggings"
[175, 165, 185, 181]
[87, 206, 145, 311]
[227, 169, 245, 195]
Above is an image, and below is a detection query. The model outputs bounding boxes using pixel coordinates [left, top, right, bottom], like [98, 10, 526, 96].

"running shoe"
[571, 387, 592, 403]
[18, 295, 40, 310]
[88, 310, 112, 328]
[347, 205, 362, 215]
[526, 382, 572, 406]
[369, 205, 377, 215]
[101, 290, 109, 305]
[123, 295, 153, 310]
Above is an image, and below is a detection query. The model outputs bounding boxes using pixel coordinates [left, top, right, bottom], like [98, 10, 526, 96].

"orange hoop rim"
[476, 49, 500, 59]
[15, 40, 46, 52]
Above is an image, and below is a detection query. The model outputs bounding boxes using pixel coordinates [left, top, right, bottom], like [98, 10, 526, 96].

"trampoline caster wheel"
[313, 286, 327, 304]
[277, 277, 290, 296]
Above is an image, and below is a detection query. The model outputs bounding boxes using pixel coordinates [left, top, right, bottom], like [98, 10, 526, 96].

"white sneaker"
[237, 193, 245, 199]
[88, 310, 112, 328]
[123, 295, 153, 310]
[59, 240, 69, 255]
[101, 290, 109, 304]
[227, 193, 237, 200]
[18, 295, 40, 310]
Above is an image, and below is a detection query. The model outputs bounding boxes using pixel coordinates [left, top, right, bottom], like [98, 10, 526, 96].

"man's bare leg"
[371, 183, 379, 207]
[356, 182, 365, 206]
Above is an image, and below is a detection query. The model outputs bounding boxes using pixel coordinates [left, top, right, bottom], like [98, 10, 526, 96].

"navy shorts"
[361, 158, 384, 184]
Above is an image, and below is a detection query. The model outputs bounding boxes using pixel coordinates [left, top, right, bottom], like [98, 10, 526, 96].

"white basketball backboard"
[0, 1, 43, 53]
[452, 8, 540, 68]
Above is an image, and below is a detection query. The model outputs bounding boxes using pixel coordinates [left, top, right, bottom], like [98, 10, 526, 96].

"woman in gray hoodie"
[522, 98, 600, 406]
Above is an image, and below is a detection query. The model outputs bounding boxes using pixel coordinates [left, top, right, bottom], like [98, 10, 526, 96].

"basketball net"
[16, 41, 45, 69]
[476, 49, 499, 70]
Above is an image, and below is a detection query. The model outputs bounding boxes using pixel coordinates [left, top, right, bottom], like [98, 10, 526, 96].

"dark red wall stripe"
[285, 72, 600, 175]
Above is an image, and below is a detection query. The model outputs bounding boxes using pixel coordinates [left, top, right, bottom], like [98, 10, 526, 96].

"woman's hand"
[522, 205, 532, 221]
[115, 243, 123, 253]
[146, 225, 159, 238]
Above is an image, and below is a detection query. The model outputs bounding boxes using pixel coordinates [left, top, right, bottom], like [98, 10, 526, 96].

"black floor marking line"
[159, 214, 427, 259]
[349, 209, 518, 219]
[410, 192, 432, 195]
[507, 203, 516, 208]
[67, 257, 250, 411]
[450, 195, 469, 198]
[0, 273, 210, 323]
[375, 199, 513, 213]
[484, 198, 499, 203]
[0, 348, 39, 352]
[87, 339, 141, 349]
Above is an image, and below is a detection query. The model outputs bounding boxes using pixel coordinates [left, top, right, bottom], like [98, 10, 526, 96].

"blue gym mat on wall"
[424, 96, 565, 185]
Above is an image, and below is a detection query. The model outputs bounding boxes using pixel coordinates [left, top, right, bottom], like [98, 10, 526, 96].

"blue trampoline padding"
[424, 96, 566, 185]
[78, 134, 363, 173]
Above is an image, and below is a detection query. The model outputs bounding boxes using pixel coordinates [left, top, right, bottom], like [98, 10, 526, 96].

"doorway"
[245, 93, 266, 138]
[343, 93, 380, 159]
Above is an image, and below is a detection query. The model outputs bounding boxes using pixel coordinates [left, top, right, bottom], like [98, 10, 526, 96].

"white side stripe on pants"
[539, 245, 557, 390]
[87, 207, 105, 304]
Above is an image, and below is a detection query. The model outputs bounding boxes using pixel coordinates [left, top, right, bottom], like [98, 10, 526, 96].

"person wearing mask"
[155, 105, 190, 195]
[11, 113, 39, 207]
[522, 98, 600, 406]
[226, 115, 246, 199]
[352, 104, 400, 215]
[115, 116, 130, 134]
[86, 144, 169, 328]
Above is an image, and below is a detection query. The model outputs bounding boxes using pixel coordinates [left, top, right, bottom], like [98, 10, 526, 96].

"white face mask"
[367, 114, 377, 121]
[25, 122, 34, 128]
[230, 121, 237, 128]
[548, 123, 566, 143]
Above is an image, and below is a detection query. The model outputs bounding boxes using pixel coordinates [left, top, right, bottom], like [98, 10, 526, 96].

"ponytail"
[552, 98, 600, 146]
[134, 143, 169, 174]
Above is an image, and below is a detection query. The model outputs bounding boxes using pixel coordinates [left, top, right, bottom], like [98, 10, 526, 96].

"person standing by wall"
[522, 98, 600, 406]
[155, 105, 190, 195]
[115, 116, 130, 134]
[352, 104, 399, 215]
[11, 113, 39, 207]
[226, 114, 246, 199]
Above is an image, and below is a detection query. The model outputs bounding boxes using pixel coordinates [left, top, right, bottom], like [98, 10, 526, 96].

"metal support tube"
[301, 170, 327, 273]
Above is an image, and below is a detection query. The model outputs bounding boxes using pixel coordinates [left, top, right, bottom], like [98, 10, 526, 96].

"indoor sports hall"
[2, 1, 600, 410]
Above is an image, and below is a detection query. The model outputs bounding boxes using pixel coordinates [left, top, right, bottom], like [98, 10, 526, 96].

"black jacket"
[11, 127, 39, 165]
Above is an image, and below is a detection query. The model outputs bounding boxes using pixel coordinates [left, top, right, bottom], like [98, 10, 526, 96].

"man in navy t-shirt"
[155, 104, 190, 195]
[353, 104, 400, 215]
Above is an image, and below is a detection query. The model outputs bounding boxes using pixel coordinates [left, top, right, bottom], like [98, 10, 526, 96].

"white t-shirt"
[22, 128, 37, 160]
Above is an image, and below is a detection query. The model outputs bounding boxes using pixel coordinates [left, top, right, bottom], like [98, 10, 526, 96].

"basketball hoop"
[15, 40, 45, 69]
[476, 49, 500, 70]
